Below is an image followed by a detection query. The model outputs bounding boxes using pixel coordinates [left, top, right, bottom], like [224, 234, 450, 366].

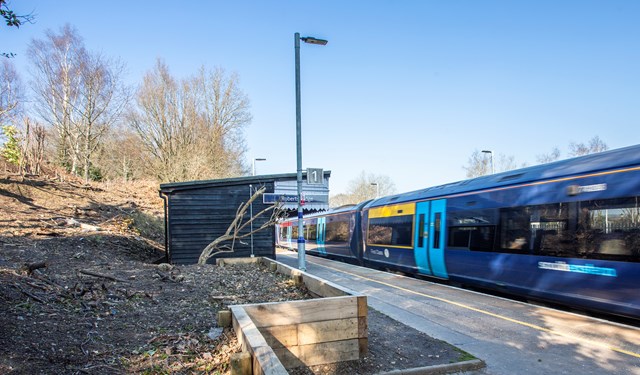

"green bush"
[1, 125, 21, 165]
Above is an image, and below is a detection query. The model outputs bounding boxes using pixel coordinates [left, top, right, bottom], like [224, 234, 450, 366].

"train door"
[317, 217, 326, 254]
[414, 200, 449, 279]
[429, 200, 448, 278]
[414, 202, 432, 275]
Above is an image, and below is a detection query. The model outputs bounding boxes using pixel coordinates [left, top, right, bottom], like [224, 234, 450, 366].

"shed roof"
[159, 171, 332, 211]
[160, 171, 331, 193]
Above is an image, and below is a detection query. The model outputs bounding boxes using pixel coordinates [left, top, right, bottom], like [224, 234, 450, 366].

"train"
[276, 144, 640, 320]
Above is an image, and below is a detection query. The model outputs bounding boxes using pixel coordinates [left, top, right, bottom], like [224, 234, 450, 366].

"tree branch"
[198, 186, 285, 264]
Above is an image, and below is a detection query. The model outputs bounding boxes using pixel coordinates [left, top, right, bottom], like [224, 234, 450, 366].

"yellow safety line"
[282, 253, 640, 359]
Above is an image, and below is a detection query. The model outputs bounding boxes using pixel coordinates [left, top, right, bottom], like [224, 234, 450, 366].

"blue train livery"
[276, 145, 640, 319]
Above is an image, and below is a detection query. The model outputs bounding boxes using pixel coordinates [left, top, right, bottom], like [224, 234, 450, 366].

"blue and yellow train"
[276, 145, 640, 319]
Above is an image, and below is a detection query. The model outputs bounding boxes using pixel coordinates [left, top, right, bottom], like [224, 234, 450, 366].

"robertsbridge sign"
[264, 168, 330, 211]
[262, 193, 328, 205]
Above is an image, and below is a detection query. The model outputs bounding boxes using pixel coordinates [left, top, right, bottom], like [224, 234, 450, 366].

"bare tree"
[28, 25, 82, 170]
[28, 24, 129, 181]
[569, 136, 608, 157]
[130, 60, 251, 182]
[94, 126, 149, 182]
[497, 154, 520, 171]
[128, 60, 184, 181]
[198, 186, 285, 265]
[329, 193, 354, 208]
[463, 150, 522, 178]
[190, 66, 250, 178]
[464, 137, 608, 177]
[20, 117, 46, 175]
[0, 60, 22, 124]
[75, 52, 130, 181]
[536, 147, 561, 164]
[536, 137, 608, 165]
[331, 171, 396, 207]
[463, 150, 492, 178]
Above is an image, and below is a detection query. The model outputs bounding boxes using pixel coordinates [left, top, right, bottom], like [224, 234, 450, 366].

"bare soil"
[0, 174, 472, 374]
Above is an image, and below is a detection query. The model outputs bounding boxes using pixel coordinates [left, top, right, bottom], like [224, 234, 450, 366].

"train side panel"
[362, 202, 419, 272]
[279, 146, 640, 319]
[442, 166, 640, 318]
[276, 208, 362, 264]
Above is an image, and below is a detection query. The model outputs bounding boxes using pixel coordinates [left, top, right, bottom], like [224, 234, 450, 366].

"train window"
[418, 214, 425, 248]
[576, 197, 640, 261]
[279, 226, 288, 241]
[449, 227, 473, 247]
[306, 223, 317, 241]
[448, 226, 496, 251]
[448, 197, 640, 262]
[368, 215, 413, 247]
[433, 213, 442, 249]
[494, 199, 640, 261]
[326, 220, 349, 243]
[292, 225, 298, 239]
[530, 203, 574, 257]
[447, 209, 498, 251]
[499, 207, 532, 253]
[473, 226, 495, 250]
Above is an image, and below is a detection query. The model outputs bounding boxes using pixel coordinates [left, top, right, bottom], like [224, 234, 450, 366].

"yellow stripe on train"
[368, 202, 415, 218]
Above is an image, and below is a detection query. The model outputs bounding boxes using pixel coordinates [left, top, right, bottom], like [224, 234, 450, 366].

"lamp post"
[250, 158, 266, 257]
[482, 150, 494, 174]
[295, 32, 327, 271]
[371, 182, 379, 198]
[252, 157, 266, 176]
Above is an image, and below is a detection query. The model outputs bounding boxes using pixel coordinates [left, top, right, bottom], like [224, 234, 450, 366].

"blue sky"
[3, 1, 639, 195]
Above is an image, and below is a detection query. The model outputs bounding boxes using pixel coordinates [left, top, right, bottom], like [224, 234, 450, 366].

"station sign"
[263, 193, 328, 205]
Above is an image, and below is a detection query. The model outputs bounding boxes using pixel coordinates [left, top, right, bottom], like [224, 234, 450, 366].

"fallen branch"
[31, 274, 64, 289]
[25, 281, 49, 291]
[198, 186, 286, 264]
[22, 261, 47, 274]
[209, 295, 244, 300]
[78, 270, 129, 283]
[13, 283, 46, 303]
[66, 218, 102, 232]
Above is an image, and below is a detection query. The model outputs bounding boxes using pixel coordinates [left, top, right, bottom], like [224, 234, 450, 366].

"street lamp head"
[482, 150, 492, 154]
[300, 36, 328, 45]
[254, 158, 267, 162]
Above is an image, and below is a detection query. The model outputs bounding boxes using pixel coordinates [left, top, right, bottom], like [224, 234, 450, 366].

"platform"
[276, 250, 640, 375]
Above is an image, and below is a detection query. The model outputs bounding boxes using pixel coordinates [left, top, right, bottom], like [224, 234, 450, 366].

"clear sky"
[3, 1, 639, 195]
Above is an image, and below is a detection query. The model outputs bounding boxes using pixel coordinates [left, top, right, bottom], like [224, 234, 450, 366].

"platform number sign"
[307, 168, 323, 185]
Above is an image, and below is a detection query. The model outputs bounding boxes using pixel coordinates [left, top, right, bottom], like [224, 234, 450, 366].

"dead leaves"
[125, 330, 240, 373]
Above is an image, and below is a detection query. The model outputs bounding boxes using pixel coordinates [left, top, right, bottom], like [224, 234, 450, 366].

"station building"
[159, 171, 330, 264]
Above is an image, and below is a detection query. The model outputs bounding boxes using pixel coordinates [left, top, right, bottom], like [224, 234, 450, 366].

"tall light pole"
[250, 158, 266, 257]
[252, 157, 266, 176]
[482, 150, 494, 174]
[295, 32, 327, 271]
[371, 182, 379, 198]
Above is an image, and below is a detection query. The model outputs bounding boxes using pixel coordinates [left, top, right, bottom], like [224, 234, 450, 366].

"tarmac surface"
[276, 250, 640, 375]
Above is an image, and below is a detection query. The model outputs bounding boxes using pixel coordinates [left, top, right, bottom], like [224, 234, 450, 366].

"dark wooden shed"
[159, 172, 330, 264]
